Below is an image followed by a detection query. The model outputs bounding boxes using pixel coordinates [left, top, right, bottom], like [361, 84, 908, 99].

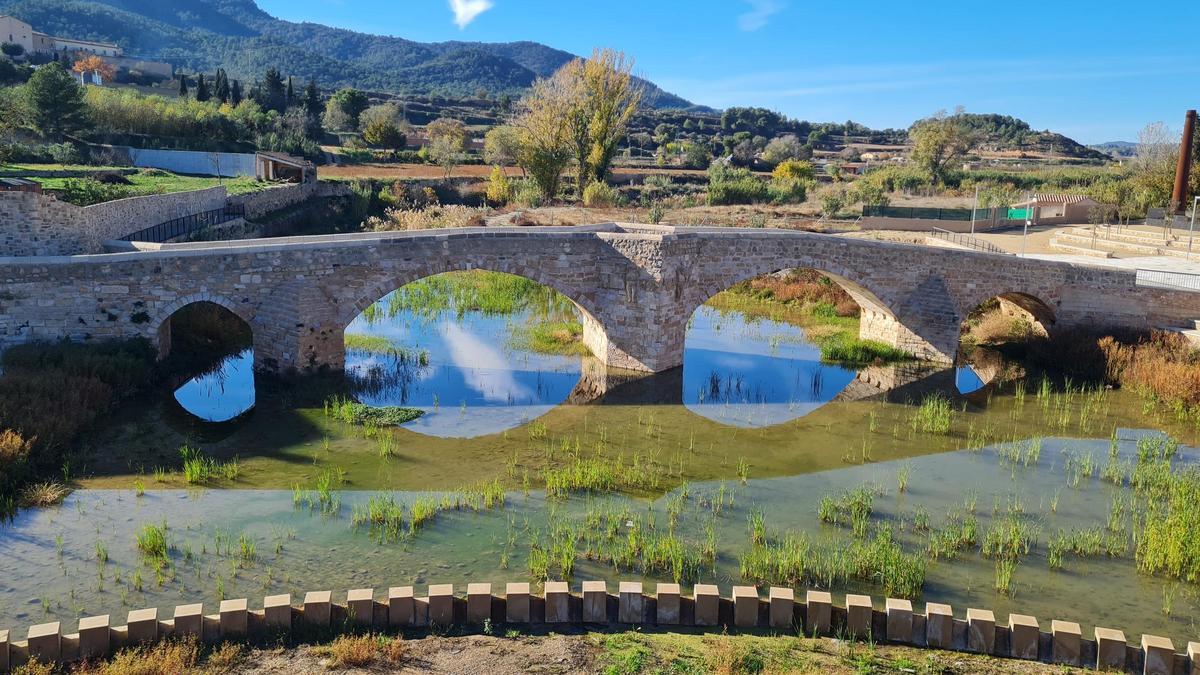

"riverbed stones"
[582, 581, 608, 623]
[219, 599, 248, 637]
[966, 608, 995, 654]
[346, 589, 373, 628]
[845, 595, 872, 639]
[126, 608, 158, 644]
[924, 603, 952, 649]
[694, 584, 720, 627]
[77, 615, 109, 660]
[544, 582, 571, 623]
[388, 587, 414, 627]
[263, 595, 291, 630]
[505, 583, 530, 623]
[428, 585, 455, 627]
[1051, 620, 1081, 665]
[27, 621, 60, 664]
[466, 584, 492, 624]
[303, 591, 332, 627]
[769, 588, 794, 629]
[656, 584, 681, 625]
[618, 582, 643, 624]
[1094, 627, 1127, 671]
[885, 599, 912, 643]
[1141, 634, 1175, 675]
[1009, 614, 1040, 660]
[806, 591, 832, 636]
[174, 604, 203, 638]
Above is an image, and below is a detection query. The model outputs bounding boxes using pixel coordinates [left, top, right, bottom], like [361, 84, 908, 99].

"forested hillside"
[0, 0, 698, 106]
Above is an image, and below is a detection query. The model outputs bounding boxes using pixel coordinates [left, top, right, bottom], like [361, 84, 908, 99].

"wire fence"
[121, 204, 246, 243]
[863, 205, 1010, 222]
[1135, 269, 1200, 293]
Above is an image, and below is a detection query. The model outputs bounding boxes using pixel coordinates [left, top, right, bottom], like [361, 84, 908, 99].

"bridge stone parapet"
[2, 224, 1199, 374]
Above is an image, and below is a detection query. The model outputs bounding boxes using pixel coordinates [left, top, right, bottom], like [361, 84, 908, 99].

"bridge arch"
[958, 290, 1058, 356]
[152, 293, 254, 361]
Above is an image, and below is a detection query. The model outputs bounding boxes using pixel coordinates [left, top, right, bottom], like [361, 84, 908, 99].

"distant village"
[0, 14, 171, 84]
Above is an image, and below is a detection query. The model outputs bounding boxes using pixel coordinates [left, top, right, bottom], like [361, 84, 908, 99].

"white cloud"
[448, 0, 494, 29]
[738, 0, 786, 31]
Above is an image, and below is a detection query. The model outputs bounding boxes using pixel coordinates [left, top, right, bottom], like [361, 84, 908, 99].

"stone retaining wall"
[1, 581, 1195, 673]
[228, 181, 351, 220]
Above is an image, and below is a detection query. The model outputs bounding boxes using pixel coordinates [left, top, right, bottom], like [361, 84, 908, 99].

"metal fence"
[1135, 269, 1200, 293]
[863, 205, 1009, 222]
[121, 204, 246, 243]
[929, 228, 1011, 256]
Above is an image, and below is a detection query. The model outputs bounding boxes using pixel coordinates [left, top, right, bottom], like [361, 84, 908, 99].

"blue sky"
[255, 0, 1200, 143]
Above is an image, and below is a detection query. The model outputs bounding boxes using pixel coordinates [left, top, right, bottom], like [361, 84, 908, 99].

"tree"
[512, 73, 576, 200]
[682, 141, 712, 169]
[261, 68, 287, 113]
[286, 76, 295, 107]
[761, 134, 805, 166]
[215, 68, 230, 104]
[484, 125, 522, 168]
[579, 49, 643, 185]
[230, 80, 243, 107]
[303, 79, 321, 117]
[363, 117, 407, 152]
[195, 73, 210, 102]
[426, 117, 468, 179]
[1130, 122, 1178, 213]
[772, 159, 815, 182]
[326, 88, 369, 130]
[909, 111, 980, 184]
[24, 62, 86, 138]
[71, 55, 115, 85]
[1, 42, 24, 58]
[178, 74, 189, 98]
[486, 165, 511, 205]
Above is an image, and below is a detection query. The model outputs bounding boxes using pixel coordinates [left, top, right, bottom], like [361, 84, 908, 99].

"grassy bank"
[29, 170, 266, 206]
[706, 270, 912, 365]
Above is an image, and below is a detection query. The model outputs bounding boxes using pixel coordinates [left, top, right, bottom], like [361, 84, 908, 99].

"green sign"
[1007, 207, 1032, 220]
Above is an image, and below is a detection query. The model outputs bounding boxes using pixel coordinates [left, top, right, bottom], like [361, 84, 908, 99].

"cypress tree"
[286, 76, 295, 106]
[230, 79, 243, 106]
[215, 68, 230, 104]
[195, 73, 210, 102]
[178, 73, 189, 98]
[303, 78, 321, 117]
[262, 68, 286, 113]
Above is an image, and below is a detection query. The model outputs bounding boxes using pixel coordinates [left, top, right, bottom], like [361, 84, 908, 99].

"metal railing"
[1135, 268, 1200, 293]
[864, 204, 1010, 222]
[121, 204, 246, 243]
[929, 227, 1011, 255]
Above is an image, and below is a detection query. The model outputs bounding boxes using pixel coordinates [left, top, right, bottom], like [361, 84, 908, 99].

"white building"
[1, 14, 122, 58]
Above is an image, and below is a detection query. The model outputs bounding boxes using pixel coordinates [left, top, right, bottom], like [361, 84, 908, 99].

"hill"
[1090, 141, 1137, 158]
[0, 0, 700, 108]
[949, 113, 1108, 160]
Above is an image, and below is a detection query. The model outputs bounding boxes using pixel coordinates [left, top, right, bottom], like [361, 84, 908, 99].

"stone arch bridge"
[2, 224, 1197, 374]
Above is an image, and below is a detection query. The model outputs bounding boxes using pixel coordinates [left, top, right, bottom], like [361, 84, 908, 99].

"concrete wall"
[0, 187, 227, 256]
[229, 181, 351, 220]
[3, 225, 1200, 376]
[120, 148, 258, 178]
[0, 580, 1187, 673]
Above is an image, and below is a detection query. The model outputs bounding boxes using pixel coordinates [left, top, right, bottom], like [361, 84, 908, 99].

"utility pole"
[970, 184, 980, 235]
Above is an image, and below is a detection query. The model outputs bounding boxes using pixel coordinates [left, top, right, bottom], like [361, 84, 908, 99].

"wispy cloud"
[738, 0, 786, 31]
[448, 0, 493, 29]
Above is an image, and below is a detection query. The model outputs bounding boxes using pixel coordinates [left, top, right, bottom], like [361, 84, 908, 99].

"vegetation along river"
[2, 269, 1198, 646]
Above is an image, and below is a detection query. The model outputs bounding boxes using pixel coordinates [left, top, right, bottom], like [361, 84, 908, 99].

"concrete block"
[845, 594, 872, 639]
[1009, 614, 1039, 660]
[264, 595, 292, 630]
[582, 581, 608, 623]
[925, 603, 953, 649]
[78, 615, 110, 660]
[656, 583, 681, 625]
[618, 582, 643, 624]
[303, 591, 332, 627]
[126, 608, 158, 643]
[347, 589, 374, 627]
[966, 608, 995, 654]
[885, 599, 913, 643]
[694, 584, 720, 627]
[769, 588, 794, 629]
[428, 584, 455, 627]
[0, 629, 8, 672]
[1094, 627, 1127, 671]
[1051, 620, 1081, 665]
[1141, 634, 1175, 675]
[1188, 642, 1200, 673]
[806, 591, 832, 636]
[467, 583, 493, 624]
[506, 583, 530, 623]
[388, 587, 414, 627]
[174, 604, 203, 638]
[27, 622, 61, 664]
[733, 586, 758, 628]
[220, 599, 248, 637]
[544, 581, 571, 624]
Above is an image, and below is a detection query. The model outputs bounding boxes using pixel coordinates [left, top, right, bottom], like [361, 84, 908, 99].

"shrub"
[485, 165, 511, 205]
[56, 177, 133, 206]
[582, 180, 618, 208]
[771, 159, 815, 182]
[768, 178, 807, 204]
[511, 179, 544, 208]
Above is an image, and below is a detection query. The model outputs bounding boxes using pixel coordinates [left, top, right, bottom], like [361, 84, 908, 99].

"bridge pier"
[860, 309, 956, 364]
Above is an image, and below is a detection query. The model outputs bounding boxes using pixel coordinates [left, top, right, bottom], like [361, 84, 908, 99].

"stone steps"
[1052, 232, 1164, 256]
[1047, 237, 1116, 258]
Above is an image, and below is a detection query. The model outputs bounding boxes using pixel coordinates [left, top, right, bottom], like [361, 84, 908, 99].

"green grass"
[818, 334, 913, 364]
[179, 445, 240, 485]
[29, 172, 265, 204]
[324, 396, 424, 426]
[909, 394, 953, 435]
[135, 523, 169, 563]
[509, 320, 589, 356]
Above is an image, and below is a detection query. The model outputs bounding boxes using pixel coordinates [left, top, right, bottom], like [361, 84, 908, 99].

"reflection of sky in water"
[683, 307, 857, 427]
[345, 299, 582, 438]
[173, 349, 256, 422]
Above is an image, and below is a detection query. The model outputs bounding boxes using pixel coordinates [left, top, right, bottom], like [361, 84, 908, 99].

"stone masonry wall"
[3, 225, 1200, 374]
[229, 181, 351, 220]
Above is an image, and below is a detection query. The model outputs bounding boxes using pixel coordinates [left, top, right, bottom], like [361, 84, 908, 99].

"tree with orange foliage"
[71, 55, 116, 85]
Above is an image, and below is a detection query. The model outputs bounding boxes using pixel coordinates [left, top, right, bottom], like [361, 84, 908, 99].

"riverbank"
[29, 631, 1079, 674]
